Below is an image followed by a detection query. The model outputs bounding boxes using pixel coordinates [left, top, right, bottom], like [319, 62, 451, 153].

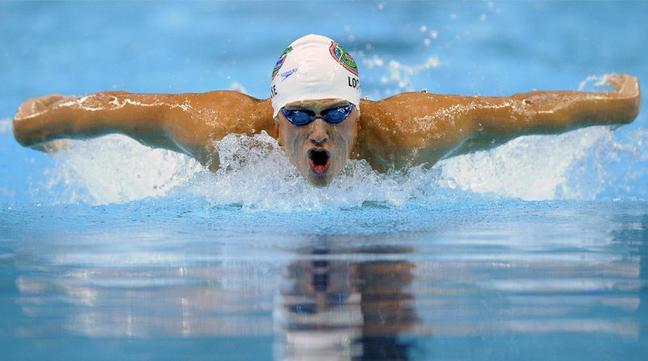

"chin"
[306, 172, 334, 187]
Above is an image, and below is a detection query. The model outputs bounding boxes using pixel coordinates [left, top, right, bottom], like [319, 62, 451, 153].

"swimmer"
[12, 34, 641, 186]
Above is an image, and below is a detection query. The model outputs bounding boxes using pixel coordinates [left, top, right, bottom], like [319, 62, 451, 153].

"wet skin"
[275, 99, 358, 186]
[12, 74, 641, 186]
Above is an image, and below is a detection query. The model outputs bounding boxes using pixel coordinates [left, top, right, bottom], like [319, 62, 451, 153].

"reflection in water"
[274, 245, 416, 360]
[7, 205, 648, 360]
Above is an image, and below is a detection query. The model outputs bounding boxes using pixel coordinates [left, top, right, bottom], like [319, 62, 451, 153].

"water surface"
[1, 1, 647, 360]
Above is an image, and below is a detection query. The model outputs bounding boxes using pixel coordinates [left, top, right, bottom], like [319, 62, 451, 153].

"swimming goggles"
[280, 103, 355, 126]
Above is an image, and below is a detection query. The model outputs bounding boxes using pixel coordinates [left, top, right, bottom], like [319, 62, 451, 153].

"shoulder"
[172, 91, 272, 127]
[355, 93, 480, 169]
[356, 96, 425, 168]
[358, 93, 451, 147]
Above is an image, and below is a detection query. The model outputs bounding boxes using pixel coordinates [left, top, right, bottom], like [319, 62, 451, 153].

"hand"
[14, 94, 74, 120]
[604, 74, 641, 126]
[13, 94, 76, 150]
[605, 74, 640, 97]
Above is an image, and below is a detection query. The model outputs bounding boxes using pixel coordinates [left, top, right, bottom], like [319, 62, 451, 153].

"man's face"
[276, 98, 359, 186]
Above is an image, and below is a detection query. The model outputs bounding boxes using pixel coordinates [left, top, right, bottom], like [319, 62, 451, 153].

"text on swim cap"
[348, 76, 359, 89]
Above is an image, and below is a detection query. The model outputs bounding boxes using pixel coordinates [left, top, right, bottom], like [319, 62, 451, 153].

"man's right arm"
[12, 91, 275, 169]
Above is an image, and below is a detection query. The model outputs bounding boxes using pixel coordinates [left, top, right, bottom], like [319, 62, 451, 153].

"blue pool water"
[1, 1, 647, 360]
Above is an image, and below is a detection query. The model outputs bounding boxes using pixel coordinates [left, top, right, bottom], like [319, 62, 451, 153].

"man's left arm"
[455, 74, 640, 156]
[357, 74, 640, 168]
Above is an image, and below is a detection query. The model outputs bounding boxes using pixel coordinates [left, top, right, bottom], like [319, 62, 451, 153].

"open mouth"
[308, 149, 330, 175]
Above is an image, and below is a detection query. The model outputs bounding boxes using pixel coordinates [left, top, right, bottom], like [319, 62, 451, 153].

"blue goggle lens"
[322, 105, 352, 123]
[282, 108, 316, 126]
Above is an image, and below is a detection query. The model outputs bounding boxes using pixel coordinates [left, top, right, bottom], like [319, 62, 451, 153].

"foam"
[367, 56, 441, 95]
[41, 123, 645, 209]
[0, 118, 12, 134]
[42, 132, 437, 209]
[44, 135, 203, 205]
[437, 127, 613, 200]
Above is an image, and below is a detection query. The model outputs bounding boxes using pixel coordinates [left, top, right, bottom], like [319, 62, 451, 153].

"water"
[1, 1, 647, 360]
[3, 201, 647, 360]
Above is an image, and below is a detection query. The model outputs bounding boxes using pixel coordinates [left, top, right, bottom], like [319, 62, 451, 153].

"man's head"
[270, 34, 361, 186]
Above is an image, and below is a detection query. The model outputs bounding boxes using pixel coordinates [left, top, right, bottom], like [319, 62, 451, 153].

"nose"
[309, 120, 329, 146]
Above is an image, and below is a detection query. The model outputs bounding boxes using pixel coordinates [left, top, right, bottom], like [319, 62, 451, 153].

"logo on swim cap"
[328, 41, 358, 76]
[271, 46, 293, 79]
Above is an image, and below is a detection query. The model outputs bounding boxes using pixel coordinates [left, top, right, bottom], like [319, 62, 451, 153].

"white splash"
[180, 132, 433, 211]
[43, 133, 436, 209]
[438, 127, 613, 200]
[578, 74, 614, 92]
[385, 57, 441, 91]
[0, 118, 12, 134]
[228, 81, 248, 94]
[363, 56, 441, 93]
[45, 135, 203, 204]
[41, 124, 645, 207]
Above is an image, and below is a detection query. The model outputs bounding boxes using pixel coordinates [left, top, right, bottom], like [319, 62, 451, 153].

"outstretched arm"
[457, 74, 640, 155]
[12, 91, 274, 169]
[357, 74, 640, 169]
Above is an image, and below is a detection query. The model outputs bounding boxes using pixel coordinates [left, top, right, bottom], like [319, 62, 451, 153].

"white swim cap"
[270, 34, 361, 118]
